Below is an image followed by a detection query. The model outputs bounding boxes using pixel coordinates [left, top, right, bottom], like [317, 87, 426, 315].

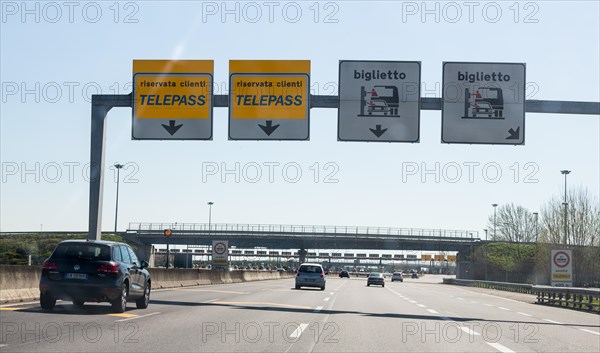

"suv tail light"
[97, 263, 119, 274]
[296, 271, 300, 276]
[320, 272, 324, 277]
[42, 260, 58, 270]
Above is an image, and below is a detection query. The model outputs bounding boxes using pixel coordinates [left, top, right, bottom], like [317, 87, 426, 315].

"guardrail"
[128, 222, 480, 239]
[443, 278, 600, 313]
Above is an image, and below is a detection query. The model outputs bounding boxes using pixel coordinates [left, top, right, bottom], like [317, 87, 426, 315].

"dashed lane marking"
[542, 319, 562, 324]
[579, 329, 600, 336]
[289, 323, 308, 339]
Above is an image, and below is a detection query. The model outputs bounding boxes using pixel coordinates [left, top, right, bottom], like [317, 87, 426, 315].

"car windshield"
[52, 243, 111, 261]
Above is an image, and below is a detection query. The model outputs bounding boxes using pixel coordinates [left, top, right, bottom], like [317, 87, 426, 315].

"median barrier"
[0, 265, 41, 303]
[0, 266, 294, 303]
[443, 278, 600, 313]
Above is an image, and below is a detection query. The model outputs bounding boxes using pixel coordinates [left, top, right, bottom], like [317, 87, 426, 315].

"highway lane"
[1, 275, 598, 352]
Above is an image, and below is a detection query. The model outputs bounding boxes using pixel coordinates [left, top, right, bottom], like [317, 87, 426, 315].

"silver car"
[295, 263, 326, 290]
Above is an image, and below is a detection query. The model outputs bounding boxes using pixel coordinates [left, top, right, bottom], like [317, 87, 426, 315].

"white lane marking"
[579, 329, 600, 336]
[543, 319, 562, 324]
[323, 297, 330, 302]
[456, 297, 464, 301]
[201, 299, 219, 303]
[486, 342, 516, 353]
[0, 301, 38, 308]
[409, 300, 417, 304]
[0, 344, 8, 348]
[417, 304, 426, 308]
[484, 303, 494, 307]
[116, 312, 161, 322]
[289, 323, 308, 339]
[439, 316, 481, 336]
[461, 327, 481, 336]
[313, 306, 323, 313]
[329, 292, 334, 295]
[427, 309, 439, 314]
[517, 312, 532, 317]
[498, 307, 510, 311]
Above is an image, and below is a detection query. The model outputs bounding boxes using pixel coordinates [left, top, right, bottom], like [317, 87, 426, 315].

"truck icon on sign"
[463, 87, 504, 119]
[359, 86, 400, 117]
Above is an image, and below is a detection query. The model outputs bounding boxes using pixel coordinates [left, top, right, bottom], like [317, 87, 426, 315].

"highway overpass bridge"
[124, 223, 481, 262]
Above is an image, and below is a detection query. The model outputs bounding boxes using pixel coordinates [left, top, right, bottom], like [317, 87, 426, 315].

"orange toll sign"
[163, 229, 172, 237]
[228, 60, 310, 140]
[132, 60, 214, 140]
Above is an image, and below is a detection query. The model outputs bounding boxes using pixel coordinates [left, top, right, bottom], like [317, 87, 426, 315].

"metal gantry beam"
[88, 94, 599, 240]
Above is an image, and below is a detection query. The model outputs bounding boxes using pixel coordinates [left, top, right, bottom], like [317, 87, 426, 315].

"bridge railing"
[128, 223, 479, 239]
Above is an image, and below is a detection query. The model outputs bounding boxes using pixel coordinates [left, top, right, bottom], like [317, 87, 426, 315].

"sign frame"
[212, 240, 229, 267]
[441, 61, 526, 145]
[338, 60, 421, 143]
[228, 60, 311, 141]
[132, 60, 214, 141]
[550, 249, 573, 287]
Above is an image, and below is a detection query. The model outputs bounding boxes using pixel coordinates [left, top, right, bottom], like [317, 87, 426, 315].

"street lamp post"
[207, 202, 214, 232]
[532, 212, 539, 242]
[492, 204, 498, 240]
[114, 163, 124, 234]
[560, 170, 571, 245]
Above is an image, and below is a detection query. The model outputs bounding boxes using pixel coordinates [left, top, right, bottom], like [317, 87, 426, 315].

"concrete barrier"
[0, 265, 41, 303]
[0, 265, 294, 304]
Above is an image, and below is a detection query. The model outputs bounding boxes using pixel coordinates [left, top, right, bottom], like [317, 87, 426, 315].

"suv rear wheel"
[112, 282, 128, 313]
[40, 291, 56, 310]
[136, 281, 150, 309]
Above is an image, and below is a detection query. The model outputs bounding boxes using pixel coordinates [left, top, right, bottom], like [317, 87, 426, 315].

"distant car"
[339, 270, 350, 278]
[367, 272, 385, 287]
[295, 263, 326, 290]
[391, 272, 403, 282]
[411, 272, 419, 279]
[39, 240, 151, 313]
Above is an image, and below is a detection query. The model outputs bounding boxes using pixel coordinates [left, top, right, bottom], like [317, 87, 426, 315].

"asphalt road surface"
[1, 275, 599, 352]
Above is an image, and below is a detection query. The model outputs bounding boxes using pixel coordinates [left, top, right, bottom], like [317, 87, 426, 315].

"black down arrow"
[258, 120, 280, 136]
[506, 127, 520, 140]
[369, 125, 388, 138]
[162, 120, 183, 136]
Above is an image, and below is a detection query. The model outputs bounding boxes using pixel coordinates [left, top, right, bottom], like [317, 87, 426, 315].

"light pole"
[560, 170, 571, 245]
[492, 204, 498, 240]
[207, 202, 214, 232]
[114, 163, 124, 234]
[532, 212, 539, 242]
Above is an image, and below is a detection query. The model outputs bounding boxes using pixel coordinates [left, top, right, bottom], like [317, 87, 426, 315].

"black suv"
[39, 240, 151, 313]
[339, 270, 350, 278]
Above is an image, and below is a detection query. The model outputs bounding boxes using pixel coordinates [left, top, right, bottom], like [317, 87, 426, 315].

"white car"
[391, 272, 404, 282]
[295, 263, 326, 290]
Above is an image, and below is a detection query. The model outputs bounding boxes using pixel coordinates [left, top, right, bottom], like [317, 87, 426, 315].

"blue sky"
[1, 1, 599, 234]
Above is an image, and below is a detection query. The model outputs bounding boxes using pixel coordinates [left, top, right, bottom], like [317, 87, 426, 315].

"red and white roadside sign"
[551, 250, 572, 287]
[212, 241, 229, 266]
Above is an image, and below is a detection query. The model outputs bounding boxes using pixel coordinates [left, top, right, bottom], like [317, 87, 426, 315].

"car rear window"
[299, 265, 321, 273]
[52, 243, 111, 261]
[369, 273, 382, 277]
